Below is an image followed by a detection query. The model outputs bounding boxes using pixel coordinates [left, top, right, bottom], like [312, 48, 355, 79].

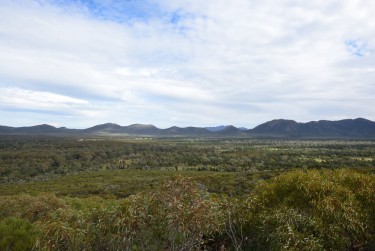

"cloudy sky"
[0, 0, 374, 128]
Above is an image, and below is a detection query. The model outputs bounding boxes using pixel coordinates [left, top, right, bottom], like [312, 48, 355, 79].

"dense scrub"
[1, 136, 374, 183]
[0, 169, 282, 198]
[246, 169, 375, 250]
[0, 169, 374, 250]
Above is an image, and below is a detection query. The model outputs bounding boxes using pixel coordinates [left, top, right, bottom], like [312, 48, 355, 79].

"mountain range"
[1, 118, 375, 139]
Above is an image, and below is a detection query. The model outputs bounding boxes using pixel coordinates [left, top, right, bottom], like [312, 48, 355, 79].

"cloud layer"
[0, 0, 374, 128]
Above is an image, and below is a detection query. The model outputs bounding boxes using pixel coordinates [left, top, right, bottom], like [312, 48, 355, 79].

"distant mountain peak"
[91, 122, 121, 128]
[267, 119, 298, 124]
[0, 118, 374, 138]
[251, 118, 375, 138]
[30, 124, 56, 128]
[252, 119, 299, 134]
[128, 124, 157, 128]
[83, 123, 122, 133]
[205, 125, 227, 131]
[206, 125, 247, 132]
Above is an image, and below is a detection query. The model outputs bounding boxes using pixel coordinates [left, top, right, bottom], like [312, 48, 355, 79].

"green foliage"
[0, 169, 374, 250]
[0, 136, 374, 250]
[63, 196, 118, 211]
[246, 169, 375, 250]
[0, 194, 66, 222]
[0, 217, 39, 251]
[34, 177, 224, 250]
[84, 206, 124, 250]
[116, 176, 224, 250]
[1, 136, 374, 183]
[218, 196, 251, 250]
[96, 176, 225, 250]
[34, 209, 87, 251]
[0, 169, 277, 198]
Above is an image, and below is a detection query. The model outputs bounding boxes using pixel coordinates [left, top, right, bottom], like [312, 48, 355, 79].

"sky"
[0, 0, 374, 129]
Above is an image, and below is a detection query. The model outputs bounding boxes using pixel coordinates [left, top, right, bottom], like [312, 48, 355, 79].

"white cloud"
[0, 0, 374, 128]
[0, 87, 88, 109]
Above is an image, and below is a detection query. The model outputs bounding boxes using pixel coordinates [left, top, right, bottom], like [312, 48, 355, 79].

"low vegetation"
[0, 136, 374, 250]
[0, 169, 374, 250]
[1, 136, 374, 183]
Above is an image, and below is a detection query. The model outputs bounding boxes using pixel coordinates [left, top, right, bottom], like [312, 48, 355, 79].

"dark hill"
[300, 118, 375, 138]
[83, 123, 122, 134]
[250, 119, 299, 136]
[162, 126, 211, 136]
[123, 124, 161, 135]
[1, 118, 374, 138]
[84, 123, 161, 135]
[248, 118, 375, 138]
[215, 125, 246, 136]
[0, 124, 77, 135]
[205, 125, 227, 132]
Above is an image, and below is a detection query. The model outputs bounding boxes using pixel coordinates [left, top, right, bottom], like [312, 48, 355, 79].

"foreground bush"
[246, 169, 375, 250]
[115, 176, 224, 250]
[0, 194, 66, 222]
[35, 176, 224, 250]
[1, 169, 374, 250]
[0, 217, 39, 251]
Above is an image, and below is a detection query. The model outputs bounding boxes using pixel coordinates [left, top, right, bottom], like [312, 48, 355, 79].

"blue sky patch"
[345, 39, 367, 57]
[49, 0, 165, 23]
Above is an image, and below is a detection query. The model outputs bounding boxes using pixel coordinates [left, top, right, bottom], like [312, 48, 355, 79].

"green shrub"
[115, 176, 224, 250]
[34, 177, 224, 250]
[8, 169, 374, 250]
[246, 169, 375, 250]
[0, 194, 66, 222]
[34, 208, 86, 251]
[0, 217, 39, 251]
